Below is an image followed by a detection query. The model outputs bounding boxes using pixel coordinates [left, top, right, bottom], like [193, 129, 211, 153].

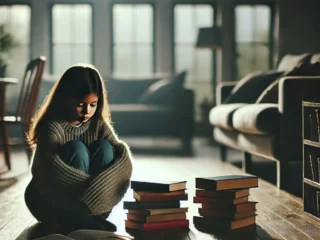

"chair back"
[15, 56, 46, 127]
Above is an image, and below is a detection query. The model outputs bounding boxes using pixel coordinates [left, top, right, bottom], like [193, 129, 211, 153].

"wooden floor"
[1, 138, 320, 240]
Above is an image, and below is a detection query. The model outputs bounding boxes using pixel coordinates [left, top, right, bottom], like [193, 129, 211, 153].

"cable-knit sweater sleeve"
[80, 120, 133, 215]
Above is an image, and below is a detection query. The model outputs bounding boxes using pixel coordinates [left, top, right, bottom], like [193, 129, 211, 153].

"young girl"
[25, 64, 133, 233]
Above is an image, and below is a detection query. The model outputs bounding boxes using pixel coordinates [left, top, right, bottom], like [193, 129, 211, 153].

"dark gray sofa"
[209, 53, 319, 192]
[106, 71, 195, 152]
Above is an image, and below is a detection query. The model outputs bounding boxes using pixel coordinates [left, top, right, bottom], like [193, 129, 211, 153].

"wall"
[277, 0, 320, 62]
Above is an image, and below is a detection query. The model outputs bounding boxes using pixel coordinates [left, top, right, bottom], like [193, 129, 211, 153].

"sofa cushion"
[209, 103, 248, 130]
[213, 127, 240, 150]
[106, 78, 161, 104]
[257, 61, 320, 103]
[238, 133, 279, 160]
[137, 71, 186, 105]
[311, 53, 320, 64]
[232, 104, 280, 135]
[223, 70, 284, 104]
[277, 53, 311, 71]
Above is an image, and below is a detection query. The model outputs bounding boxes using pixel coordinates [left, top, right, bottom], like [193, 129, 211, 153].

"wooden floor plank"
[1, 139, 320, 240]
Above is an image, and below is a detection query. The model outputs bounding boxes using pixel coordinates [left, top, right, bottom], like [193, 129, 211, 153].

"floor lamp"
[196, 27, 223, 106]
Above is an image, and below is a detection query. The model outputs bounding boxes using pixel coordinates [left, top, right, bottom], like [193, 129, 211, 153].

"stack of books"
[124, 180, 189, 231]
[193, 175, 259, 232]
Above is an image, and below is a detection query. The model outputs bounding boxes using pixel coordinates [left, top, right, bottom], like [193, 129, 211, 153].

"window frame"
[0, 2, 32, 63]
[49, 2, 95, 75]
[110, 1, 156, 75]
[233, 2, 275, 79]
[172, 1, 217, 109]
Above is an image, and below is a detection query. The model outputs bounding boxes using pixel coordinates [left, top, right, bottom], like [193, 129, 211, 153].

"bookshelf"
[302, 101, 320, 219]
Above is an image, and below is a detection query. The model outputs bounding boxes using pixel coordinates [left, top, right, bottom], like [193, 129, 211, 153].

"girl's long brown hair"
[27, 64, 111, 150]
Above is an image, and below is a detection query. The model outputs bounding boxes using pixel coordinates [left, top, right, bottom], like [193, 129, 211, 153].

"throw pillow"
[137, 71, 187, 105]
[277, 53, 312, 71]
[223, 70, 284, 104]
[257, 62, 320, 103]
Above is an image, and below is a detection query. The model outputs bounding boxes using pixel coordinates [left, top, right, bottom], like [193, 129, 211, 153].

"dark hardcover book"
[193, 196, 249, 205]
[196, 175, 258, 191]
[127, 212, 187, 223]
[130, 180, 187, 192]
[123, 200, 180, 210]
[125, 219, 189, 231]
[193, 216, 256, 231]
[316, 109, 320, 142]
[317, 157, 320, 183]
[128, 208, 188, 216]
[309, 153, 316, 181]
[198, 209, 256, 221]
[310, 111, 318, 142]
[134, 192, 188, 202]
[316, 191, 320, 217]
[195, 188, 250, 199]
[201, 201, 257, 213]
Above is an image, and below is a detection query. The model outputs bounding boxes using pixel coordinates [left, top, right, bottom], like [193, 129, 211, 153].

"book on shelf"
[309, 153, 316, 181]
[128, 207, 188, 216]
[130, 180, 187, 192]
[134, 191, 188, 202]
[195, 188, 250, 199]
[123, 200, 180, 210]
[193, 196, 249, 205]
[33, 230, 133, 240]
[195, 175, 258, 191]
[317, 157, 320, 183]
[127, 212, 187, 223]
[309, 110, 320, 142]
[193, 215, 256, 231]
[125, 219, 189, 231]
[201, 201, 257, 212]
[316, 191, 320, 217]
[198, 208, 256, 221]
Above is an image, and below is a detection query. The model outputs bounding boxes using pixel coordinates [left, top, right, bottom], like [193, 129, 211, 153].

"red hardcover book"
[193, 196, 249, 205]
[125, 219, 189, 231]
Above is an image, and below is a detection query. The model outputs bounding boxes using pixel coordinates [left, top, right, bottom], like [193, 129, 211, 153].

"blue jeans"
[61, 139, 114, 175]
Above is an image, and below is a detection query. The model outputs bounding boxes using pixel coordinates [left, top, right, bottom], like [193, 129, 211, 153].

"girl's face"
[68, 93, 99, 125]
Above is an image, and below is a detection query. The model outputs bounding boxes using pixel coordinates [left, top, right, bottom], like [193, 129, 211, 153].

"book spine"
[316, 109, 320, 143]
[316, 191, 320, 217]
[136, 194, 188, 202]
[143, 220, 189, 231]
[309, 153, 315, 181]
[123, 201, 180, 210]
[310, 112, 318, 142]
[130, 182, 169, 192]
[317, 157, 320, 183]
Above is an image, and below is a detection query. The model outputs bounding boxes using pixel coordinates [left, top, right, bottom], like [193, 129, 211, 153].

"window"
[235, 5, 273, 79]
[174, 4, 215, 121]
[112, 4, 154, 76]
[51, 4, 93, 76]
[0, 5, 31, 78]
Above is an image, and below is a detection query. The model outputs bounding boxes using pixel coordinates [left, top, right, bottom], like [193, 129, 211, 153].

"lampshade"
[196, 27, 222, 50]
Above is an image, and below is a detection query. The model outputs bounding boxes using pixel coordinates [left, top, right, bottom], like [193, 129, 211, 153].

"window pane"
[52, 4, 93, 75]
[52, 5, 72, 43]
[235, 5, 272, 79]
[174, 4, 215, 121]
[113, 5, 133, 43]
[135, 45, 153, 75]
[114, 45, 133, 74]
[53, 45, 72, 75]
[74, 5, 92, 43]
[74, 44, 91, 64]
[195, 49, 212, 82]
[237, 44, 269, 78]
[135, 5, 152, 43]
[255, 6, 270, 42]
[112, 4, 154, 76]
[175, 5, 194, 43]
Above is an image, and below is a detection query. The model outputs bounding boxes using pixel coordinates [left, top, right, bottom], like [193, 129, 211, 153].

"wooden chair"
[0, 56, 46, 170]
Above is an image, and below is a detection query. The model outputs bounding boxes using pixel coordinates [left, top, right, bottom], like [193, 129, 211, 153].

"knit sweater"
[26, 118, 133, 216]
